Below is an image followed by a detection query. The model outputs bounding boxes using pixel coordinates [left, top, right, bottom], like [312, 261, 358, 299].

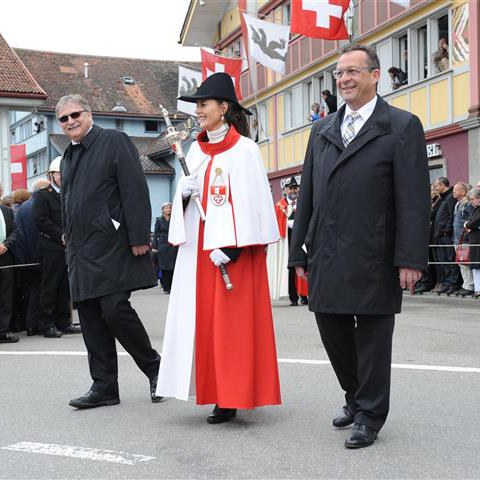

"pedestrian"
[464, 187, 480, 297]
[156, 72, 281, 424]
[274, 176, 308, 306]
[0, 202, 18, 343]
[32, 157, 82, 338]
[289, 44, 430, 448]
[152, 202, 177, 294]
[321, 89, 338, 114]
[56, 94, 162, 408]
[452, 182, 474, 297]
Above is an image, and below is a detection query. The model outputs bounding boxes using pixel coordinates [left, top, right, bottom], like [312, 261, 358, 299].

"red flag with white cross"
[201, 49, 243, 100]
[290, 0, 350, 40]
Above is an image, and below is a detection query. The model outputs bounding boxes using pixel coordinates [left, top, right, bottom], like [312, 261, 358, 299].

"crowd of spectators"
[415, 176, 480, 297]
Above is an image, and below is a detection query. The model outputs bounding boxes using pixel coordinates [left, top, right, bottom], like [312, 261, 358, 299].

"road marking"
[1, 442, 155, 465]
[1, 351, 479, 373]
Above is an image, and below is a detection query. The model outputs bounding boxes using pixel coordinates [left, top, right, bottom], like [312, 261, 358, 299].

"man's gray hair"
[468, 187, 480, 200]
[55, 94, 92, 117]
[455, 182, 470, 194]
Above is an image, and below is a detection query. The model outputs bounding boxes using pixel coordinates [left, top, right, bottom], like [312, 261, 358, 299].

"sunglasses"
[58, 110, 87, 123]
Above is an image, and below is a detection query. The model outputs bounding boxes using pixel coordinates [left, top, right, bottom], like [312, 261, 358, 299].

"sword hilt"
[219, 264, 233, 290]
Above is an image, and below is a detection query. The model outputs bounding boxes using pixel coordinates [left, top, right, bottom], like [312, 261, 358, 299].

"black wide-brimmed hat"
[284, 176, 299, 188]
[178, 72, 252, 115]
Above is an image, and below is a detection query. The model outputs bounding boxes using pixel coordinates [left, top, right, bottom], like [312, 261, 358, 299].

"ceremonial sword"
[159, 105, 233, 291]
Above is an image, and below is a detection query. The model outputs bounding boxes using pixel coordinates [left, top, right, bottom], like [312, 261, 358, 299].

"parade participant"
[56, 94, 162, 408]
[156, 72, 281, 424]
[32, 157, 81, 338]
[289, 45, 430, 448]
[274, 176, 308, 306]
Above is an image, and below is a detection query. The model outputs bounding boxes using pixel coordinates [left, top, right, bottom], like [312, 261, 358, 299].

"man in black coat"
[0, 203, 19, 343]
[32, 157, 81, 338]
[289, 45, 430, 448]
[431, 177, 461, 295]
[321, 89, 337, 114]
[57, 94, 161, 408]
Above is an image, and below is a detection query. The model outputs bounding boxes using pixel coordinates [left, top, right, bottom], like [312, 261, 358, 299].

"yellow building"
[180, 0, 480, 198]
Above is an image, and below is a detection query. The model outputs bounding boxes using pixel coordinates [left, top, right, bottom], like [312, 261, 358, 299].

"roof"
[0, 34, 46, 98]
[15, 48, 200, 115]
[50, 133, 175, 176]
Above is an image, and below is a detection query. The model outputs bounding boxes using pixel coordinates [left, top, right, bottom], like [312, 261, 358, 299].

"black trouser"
[0, 258, 14, 334]
[76, 291, 161, 396]
[315, 313, 395, 432]
[39, 250, 71, 331]
[21, 269, 41, 330]
[433, 236, 461, 288]
[161, 270, 173, 292]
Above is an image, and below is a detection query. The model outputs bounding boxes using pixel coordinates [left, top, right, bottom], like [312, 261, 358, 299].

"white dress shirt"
[340, 95, 378, 140]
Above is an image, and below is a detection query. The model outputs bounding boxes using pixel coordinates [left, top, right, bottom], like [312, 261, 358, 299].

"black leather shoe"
[207, 405, 237, 424]
[69, 390, 120, 409]
[149, 376, 163, 403]
[460, 289, 474, 297]
[345, 423, 378, 449]
[300, 297, 309, 305]
[0, 332, 20, 343]
[43, 327, 63, 338]
[437, 285, 449, 295]
[333, 405, 355, 428]
[290, 301, 298, 306]
[446, 287, 459, 296]
[62, 325, 82, 334]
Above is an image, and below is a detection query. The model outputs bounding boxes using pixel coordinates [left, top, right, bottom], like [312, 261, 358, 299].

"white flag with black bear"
[177, 66, 202, 116]
[242, 12, 290, 75]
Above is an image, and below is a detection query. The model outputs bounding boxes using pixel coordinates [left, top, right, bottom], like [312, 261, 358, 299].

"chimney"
[84, 62, 89, 79]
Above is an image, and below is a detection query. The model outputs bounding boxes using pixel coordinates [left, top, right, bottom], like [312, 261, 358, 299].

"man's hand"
[399, 267, 422, 294]
[0, 243, 8, 255]
[131, 245, 150, 256]
[295, 266, 308, 280]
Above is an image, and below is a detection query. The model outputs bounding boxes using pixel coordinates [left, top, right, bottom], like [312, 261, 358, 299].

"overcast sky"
[0, 0, 201, 61]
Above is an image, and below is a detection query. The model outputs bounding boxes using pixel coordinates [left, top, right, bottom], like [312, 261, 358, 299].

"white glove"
[209, 249, 231, 266]
[287, 219, 294, 229]
[181, 175, 200, 199]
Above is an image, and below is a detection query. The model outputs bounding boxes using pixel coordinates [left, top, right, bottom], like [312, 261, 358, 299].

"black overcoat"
[32, 186, 64, 252]
[152, 216, 178, 271]
[465, 206, 480, 269]
[61, 125, 156, 302]
[289, 96, 430, 314]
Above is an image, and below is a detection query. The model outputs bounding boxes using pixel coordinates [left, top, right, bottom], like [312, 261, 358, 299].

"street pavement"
[1, 287, 479, 479]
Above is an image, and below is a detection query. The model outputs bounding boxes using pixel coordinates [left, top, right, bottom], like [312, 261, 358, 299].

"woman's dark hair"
[388, 66, 401, 76]
[222, 101, 250, 138]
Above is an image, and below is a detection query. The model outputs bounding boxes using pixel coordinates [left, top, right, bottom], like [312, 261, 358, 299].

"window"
[28, 150, 47, 177]
[432, 14, 450, 74]
[16, 120, 33, 142]
[282, 2, 291, 24]
[257, 102, 268, 141]
[115, 119, 124, 131]
[284, 84, 303, 130]
[145, 120, 159, 133]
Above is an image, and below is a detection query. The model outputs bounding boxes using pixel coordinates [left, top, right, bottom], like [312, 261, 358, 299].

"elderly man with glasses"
[289, 45, 430, 448]
[56, 94, 162, 409]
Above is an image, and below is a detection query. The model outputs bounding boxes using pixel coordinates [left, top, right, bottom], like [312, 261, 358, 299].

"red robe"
[194, 129, 281, 409]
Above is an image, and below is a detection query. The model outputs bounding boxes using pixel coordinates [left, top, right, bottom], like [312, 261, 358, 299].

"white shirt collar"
[344, 95, 378, 122]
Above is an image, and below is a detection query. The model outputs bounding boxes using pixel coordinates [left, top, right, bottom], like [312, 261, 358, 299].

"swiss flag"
[201, 49, 243, 100]
[291, 0, 350, 40]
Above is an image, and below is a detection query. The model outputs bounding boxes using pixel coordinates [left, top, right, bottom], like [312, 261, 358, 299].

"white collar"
[71, 125, 93, 145]
[344, 95, 378, 122]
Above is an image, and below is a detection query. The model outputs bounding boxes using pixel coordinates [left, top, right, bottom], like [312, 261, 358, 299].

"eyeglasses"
[58, 110, 87, 123]
[332, 67, 374, 79]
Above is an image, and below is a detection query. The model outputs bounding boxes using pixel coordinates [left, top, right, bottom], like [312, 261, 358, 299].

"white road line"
[1, 442, 155, 465]
[1, 351, 479, 373]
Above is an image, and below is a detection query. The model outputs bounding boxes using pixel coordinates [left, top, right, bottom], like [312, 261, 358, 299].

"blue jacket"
[13, 198, 39, 264]
[453, 198, 474, 245]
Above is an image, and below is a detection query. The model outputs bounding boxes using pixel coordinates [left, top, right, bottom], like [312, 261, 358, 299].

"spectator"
[152, 202, 177, 294]
[453, 182, 474, 297]
[387, 66, 408, 90]
[432, 177, 461, 295]
[321, 90, 337, 114]
[308, 102, 321, 122]
[433, 38, 449, 73]
[464, 187, 480, 297]
[13, 179, 50, 336]
[0, 203, 18, 343]
[11, 189, 31, 216]
[1, 195, 13, 207]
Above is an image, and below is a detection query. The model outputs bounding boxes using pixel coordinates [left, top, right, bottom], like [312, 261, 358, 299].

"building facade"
[181, 0, 480, 199]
